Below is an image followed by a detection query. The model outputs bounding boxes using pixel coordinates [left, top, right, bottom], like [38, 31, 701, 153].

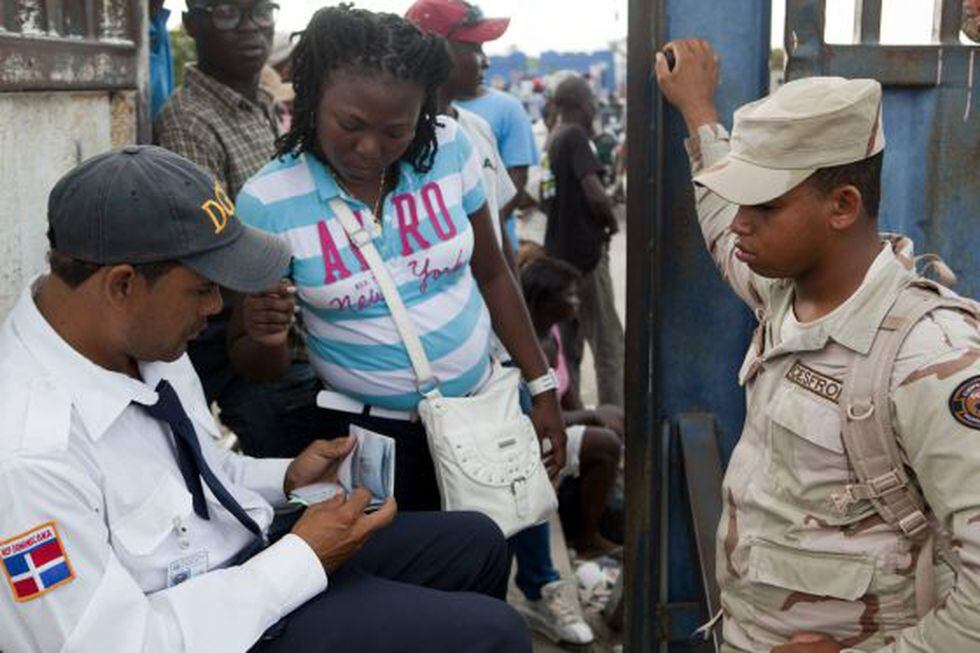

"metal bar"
[786, 0, 828, 79]
[0, 36, 137, 90]
[624, 0, 661, 647]
[678, 413, 723, 652]
[132, 0, 150, 143]
[818, 44, 976, 87]
[935, 0, 964, 44]
[659, 422, 672, 651]
[43, 0, 60, 34]
[857, 0, 881, 44]
[83, 0, 96, 39]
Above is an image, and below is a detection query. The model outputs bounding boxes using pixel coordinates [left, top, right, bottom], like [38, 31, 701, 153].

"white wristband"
[526, 369, 559, 397]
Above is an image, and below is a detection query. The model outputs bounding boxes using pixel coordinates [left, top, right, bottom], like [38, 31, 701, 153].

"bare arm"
[468, 203, 566, 476]
[581, 171, 619, 237]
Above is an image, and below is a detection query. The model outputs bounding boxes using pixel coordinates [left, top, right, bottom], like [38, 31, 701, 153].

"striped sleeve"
[236, 176, 293, 278]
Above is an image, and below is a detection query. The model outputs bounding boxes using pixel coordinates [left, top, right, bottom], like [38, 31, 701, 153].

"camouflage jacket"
[687, 124, 980, 652]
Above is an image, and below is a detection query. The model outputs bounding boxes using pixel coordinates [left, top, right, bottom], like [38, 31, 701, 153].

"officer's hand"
[291, 489, 397, 573]
[654, 38, 721, 132]
[243, 279, 296, 347]
[284, 437, 356, 495]
[531, 392, 567, 479]
[772, 632, 842, 653]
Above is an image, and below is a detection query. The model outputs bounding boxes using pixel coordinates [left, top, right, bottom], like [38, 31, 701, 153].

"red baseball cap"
[405, 0, 510, 44]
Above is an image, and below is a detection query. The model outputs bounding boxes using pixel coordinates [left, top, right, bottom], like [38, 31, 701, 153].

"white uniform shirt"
[0, 281, 327, 653]
[454, 107, 518, 247]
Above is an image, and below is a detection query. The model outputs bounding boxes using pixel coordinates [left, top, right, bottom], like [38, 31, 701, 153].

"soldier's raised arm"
[655, 39, 772, 312]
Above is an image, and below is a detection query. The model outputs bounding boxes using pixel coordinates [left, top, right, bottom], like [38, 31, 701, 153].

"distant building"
[487, 48, 618, 96]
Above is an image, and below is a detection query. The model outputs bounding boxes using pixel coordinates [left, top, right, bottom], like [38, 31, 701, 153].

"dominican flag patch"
[1, 521, 75, 602]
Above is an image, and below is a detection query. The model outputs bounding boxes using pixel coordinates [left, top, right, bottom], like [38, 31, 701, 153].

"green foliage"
[169, 26, 197, 87]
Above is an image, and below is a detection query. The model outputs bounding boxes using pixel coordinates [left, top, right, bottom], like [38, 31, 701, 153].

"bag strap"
[836, 281, 978, 540]
[328, 198, 441, 398]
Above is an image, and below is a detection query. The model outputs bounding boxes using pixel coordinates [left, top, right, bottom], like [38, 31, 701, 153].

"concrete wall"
[0, 90, 135, 317]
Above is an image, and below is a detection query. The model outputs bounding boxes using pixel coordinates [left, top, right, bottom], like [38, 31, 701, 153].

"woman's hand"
[530, 391, 567, 479]
[243, 279, 296, 347]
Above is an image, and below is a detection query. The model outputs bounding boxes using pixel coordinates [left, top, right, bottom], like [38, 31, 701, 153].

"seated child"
[520, 255, 624, 559]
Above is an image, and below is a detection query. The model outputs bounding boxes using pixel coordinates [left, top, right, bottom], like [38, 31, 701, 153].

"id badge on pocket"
[167, 550, 209, 587]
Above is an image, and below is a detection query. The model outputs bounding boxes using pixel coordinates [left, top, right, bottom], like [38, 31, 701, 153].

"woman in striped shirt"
[230, 6, 566, 512]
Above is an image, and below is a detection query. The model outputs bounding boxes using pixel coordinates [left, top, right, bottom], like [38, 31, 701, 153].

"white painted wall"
[0, 92, 114, 317]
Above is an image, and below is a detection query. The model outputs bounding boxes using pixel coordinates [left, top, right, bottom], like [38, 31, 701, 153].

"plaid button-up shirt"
[154, 65, 279, 198]
[154, 66, 306, 395]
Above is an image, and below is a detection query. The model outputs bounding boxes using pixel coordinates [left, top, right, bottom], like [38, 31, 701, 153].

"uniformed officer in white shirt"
[0, 145, 530, 653]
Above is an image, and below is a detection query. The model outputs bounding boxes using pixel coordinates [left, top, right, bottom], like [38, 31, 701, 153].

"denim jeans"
[508, 381, 561, 601]
[215, 361, 323, 458]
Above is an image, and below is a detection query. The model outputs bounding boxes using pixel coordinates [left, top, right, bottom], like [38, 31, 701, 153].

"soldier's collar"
[771, 239, 916, 356]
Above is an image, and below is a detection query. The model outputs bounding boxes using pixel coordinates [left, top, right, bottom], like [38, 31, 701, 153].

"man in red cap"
[407, 0, 540, 255]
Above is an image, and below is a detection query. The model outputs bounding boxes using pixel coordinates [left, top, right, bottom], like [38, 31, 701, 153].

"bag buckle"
[511, 477, 528, 518]
[868, 470, 906, 496]
[348, 227, 372, 248]
[899, 510, 929, 538]
[417, 375, 441, 397]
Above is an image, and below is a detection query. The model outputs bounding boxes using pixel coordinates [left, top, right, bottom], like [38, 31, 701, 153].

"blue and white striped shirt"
[237, 118, 492, 410]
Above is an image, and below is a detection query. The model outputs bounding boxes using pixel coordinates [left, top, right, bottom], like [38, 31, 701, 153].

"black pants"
[288, 406, 442, 512]
[251, 511, 530, 653]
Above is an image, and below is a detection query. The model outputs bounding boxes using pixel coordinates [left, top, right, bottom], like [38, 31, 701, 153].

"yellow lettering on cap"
[200, 182, 235, 234]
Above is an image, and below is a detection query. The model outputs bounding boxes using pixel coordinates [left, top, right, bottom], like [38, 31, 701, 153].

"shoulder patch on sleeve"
[1, 521, 75, 602]
[950, 375, 980, 430]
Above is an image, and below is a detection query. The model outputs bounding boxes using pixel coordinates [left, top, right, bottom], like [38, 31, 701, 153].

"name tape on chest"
[785, 361, 843, 404]
[1, 521, 75, 602]
[950, 375, 980, 431]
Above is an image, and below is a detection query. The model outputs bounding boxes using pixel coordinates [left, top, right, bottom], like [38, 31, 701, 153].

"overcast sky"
[166, 0, 946, 56]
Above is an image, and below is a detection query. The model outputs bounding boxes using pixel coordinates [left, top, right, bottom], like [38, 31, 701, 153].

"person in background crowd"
[545, 74, 625, 408]
[0, 146, 529, 653]
[231, 6, 567, 514]
[149, 0, 174, 119]
[154, 0, 320, 459]
[420, 0, 539, 253]
[520, 255, 624, 561]
[406, 3, 593, 643]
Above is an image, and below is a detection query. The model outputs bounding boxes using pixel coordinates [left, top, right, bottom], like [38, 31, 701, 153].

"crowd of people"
[2, 1, 979, 653]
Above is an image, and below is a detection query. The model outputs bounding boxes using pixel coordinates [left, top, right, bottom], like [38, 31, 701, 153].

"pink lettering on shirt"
[317, 220, 351, 283]
[408, 250, 465, 294]
[393, 193, 432, 256]
[421, 183, 457, 242]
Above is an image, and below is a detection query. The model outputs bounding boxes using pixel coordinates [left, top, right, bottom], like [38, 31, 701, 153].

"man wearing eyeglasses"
[154, 1, 320, 462]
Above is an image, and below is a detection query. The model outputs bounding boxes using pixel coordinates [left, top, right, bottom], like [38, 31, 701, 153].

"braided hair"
[275, 4, 452, 173]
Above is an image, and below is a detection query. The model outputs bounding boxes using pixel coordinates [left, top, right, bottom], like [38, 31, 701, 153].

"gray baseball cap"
[48, 145, 290, 293]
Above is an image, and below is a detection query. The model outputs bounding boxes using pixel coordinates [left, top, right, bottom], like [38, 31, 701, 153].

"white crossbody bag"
[329, 198, 556, 537]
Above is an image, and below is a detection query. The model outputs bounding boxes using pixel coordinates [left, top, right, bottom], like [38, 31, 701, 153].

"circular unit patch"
[949, 375, 980, 430]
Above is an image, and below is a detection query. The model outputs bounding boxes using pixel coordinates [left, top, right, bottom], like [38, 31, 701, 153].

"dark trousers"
[296, 407, 443, 512]
[251, 511, 530, 653]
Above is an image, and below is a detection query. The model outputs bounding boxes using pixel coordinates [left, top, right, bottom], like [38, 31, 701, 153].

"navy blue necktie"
[142, 380, 262, 538]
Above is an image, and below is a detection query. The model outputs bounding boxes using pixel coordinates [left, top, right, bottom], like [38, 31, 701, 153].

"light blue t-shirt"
[456, 87, 540, 169]
[237, 118, 493, 410]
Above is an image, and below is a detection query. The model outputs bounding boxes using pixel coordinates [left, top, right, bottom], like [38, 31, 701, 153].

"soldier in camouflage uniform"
[656, 40, 980, 653]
